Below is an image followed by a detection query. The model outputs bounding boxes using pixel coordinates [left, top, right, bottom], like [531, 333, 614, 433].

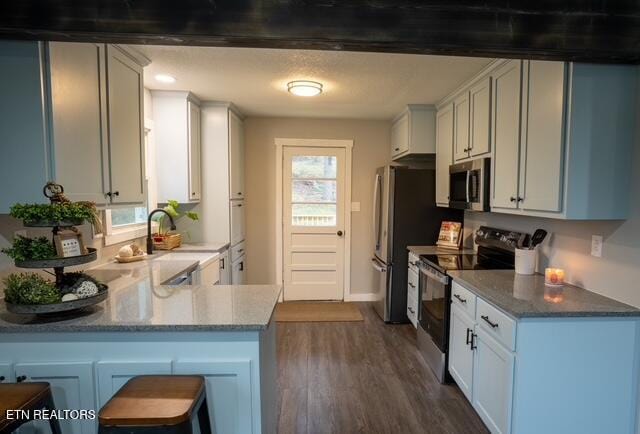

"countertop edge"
[449, 272, 640, 319]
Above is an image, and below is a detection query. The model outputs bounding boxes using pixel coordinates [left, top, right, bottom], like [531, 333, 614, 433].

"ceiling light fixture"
[155, 74, 176, 84]
[287, 80, 323, 97]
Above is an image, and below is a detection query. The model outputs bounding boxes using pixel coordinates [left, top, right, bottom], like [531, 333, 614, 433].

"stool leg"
[44, 394, 62, 434]
[197, 397, 212, 434]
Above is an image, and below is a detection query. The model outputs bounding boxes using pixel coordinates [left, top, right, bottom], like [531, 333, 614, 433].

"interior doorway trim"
[275, 138, 353, 301]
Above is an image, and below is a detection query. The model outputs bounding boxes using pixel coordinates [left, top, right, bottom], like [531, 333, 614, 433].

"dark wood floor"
[276, 302, 489, 434]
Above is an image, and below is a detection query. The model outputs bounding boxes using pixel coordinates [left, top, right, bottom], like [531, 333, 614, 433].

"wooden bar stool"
[98, 375, 211, 434]
[0, 382, 62, 434]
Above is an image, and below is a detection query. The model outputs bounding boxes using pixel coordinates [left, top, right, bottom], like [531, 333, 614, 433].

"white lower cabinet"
[0, 362, 12, 383]
[232, 256, 246, 284]
[14, 361, 96, 434]
[96, 361, 172, 407]
[219, 249, 231, 284]
[472, 328, 514, 434]
[197, 258, 221, 286]
[448, 304, 475, 401]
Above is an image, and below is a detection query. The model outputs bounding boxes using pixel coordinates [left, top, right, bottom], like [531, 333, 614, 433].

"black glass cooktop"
[419, 251, 515, 273]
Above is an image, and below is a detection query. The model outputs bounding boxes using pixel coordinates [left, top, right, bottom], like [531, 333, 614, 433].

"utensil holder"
[515, 248, 537, 275]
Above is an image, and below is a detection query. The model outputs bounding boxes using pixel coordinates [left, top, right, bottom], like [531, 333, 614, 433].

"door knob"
[337, 230, 343, 237]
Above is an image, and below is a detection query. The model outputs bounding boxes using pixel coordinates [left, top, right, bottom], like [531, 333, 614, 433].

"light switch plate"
[351, 202, 361, 212]
[591, 235, 603, 257]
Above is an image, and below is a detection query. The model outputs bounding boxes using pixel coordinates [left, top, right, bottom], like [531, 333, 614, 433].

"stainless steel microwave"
[449, 158, 490, 211]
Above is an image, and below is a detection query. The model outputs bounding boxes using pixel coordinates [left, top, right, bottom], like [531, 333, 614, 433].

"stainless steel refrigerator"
[371, 166, 463, 323]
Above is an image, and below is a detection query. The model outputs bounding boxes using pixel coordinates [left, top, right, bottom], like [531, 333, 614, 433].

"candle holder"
[544, 268, 565, 286]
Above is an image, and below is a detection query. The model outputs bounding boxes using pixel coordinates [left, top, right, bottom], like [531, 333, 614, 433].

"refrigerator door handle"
[372, 173, 382, 250]
[371, 257, 386, 273]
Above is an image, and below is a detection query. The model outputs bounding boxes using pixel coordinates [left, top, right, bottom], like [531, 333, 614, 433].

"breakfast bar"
[0, 259, 280, 434]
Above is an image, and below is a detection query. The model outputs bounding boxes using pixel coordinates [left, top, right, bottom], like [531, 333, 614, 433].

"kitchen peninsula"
[0, 257, 280, 434]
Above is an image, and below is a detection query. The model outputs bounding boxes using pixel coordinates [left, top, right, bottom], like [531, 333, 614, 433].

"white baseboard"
[344, 293, 377, 302]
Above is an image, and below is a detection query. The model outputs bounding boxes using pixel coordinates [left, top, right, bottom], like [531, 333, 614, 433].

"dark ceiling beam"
[1, 1, 640, 63]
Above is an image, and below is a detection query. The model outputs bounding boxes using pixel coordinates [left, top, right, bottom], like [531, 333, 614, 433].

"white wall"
[244, 116, 391, 295]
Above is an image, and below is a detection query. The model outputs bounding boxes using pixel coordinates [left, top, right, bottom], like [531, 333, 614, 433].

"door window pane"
[292, 180, 337, 203]
[292, 156, 337, 178]
[292, 204, 336, 226]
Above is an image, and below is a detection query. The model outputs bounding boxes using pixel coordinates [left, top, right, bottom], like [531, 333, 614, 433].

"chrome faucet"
[147, 209, 177, 254]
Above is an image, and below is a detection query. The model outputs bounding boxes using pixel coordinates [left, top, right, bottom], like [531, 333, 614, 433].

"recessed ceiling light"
[155, 74, 176, 84]
[287, 80, 323, 97]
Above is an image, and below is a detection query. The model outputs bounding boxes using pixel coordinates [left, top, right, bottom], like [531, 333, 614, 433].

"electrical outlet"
[14, 230, 27, 238]
[591, 235, 603, 257]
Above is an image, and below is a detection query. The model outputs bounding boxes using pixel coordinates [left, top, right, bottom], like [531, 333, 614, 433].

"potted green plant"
[1, 235, 56, 262]
[152, 200, 199, 250]
[10, 202, 99, 228]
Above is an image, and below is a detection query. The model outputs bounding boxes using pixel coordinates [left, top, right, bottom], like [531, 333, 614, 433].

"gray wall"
[243, 116, 391, 295]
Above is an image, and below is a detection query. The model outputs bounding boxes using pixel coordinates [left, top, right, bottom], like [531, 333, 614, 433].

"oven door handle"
[420, 266, 449, 285]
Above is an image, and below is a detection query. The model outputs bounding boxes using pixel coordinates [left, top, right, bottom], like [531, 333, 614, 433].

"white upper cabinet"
[435, 103, 454, 206]
[390, 105, 436, 160]
[490, 60, 523, 210]
[453, 92, 470, 161]
[519, 60, 565, 213]
[105, 46, 145, 204]
[469, 76, 492, 157]
[188, 101, 202, 201]
[0, 41, 146, 212]
[153, 91, 202, 204]
[491, 60, 636, 219]
[49, 42, 110, 204]
[229, 110, 245, 200]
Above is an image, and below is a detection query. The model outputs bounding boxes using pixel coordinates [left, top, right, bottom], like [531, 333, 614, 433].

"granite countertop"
[0, 255, 281, 332]
[173, 242, 230, 253]
[449, 270, 640, 319]
[407, 245, 475, 256]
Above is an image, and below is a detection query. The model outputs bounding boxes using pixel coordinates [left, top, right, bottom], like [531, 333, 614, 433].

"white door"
[448, 304, 475, 401]
[230, 200, 245, 246]
[473, 327, 515, 434]
[435, 104, 454, 206]
[283, 147, 346, 300]
[491, 59, 522, 210]
[453, 91, 470, 161]
[232, 256, 246, 284]
[188, 101, 201, 201]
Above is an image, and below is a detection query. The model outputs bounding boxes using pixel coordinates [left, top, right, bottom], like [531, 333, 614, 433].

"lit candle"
[544, 268, 565, 286]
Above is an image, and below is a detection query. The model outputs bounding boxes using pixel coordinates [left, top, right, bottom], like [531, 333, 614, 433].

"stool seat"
[0, 382, 61, 433]
[99, 376, 206, 427]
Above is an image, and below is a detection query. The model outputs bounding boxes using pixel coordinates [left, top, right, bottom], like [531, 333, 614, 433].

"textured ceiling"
[134, 45, 493, 120]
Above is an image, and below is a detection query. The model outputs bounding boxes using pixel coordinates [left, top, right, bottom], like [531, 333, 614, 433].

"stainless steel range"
[417, 226, 528, 383]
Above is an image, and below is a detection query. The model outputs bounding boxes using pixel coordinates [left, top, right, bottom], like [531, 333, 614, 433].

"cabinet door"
[229, 110, 245, 200]
[473, 328, 514, 434]
[391, 112, 409, 157]
[200, 259, 221, 285]
[469, 76, 492, 157]
[188, 101, 202, 201]
[219, 251, 231, 284]
[15, 361, 95, 434]
[106, 45, 145, 204]
[435, 104, 454, 206]
[230, 200, 245, 245]
[49, 42, 110, 205]
[520, 60, 566, 213]
[491, 60, 522, 210]
[453, 92, 470, 161]
[0, 362, 12, 383]
[96, 360, 171, 408]
[232, 256, 245, 284]
[448, 304, 475, 401]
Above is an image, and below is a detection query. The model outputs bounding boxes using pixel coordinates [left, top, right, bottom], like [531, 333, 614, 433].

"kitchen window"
[290, 155, 337, 226]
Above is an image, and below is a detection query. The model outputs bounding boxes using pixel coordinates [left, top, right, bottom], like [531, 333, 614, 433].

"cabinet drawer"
[407, 289, 418, 328]
[231, 241, 245, 261]
[408, 252, 420, 273]
[476, 298, 516, 351]
[407, 268, 419, 298]
[451, 280, 476, 319]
